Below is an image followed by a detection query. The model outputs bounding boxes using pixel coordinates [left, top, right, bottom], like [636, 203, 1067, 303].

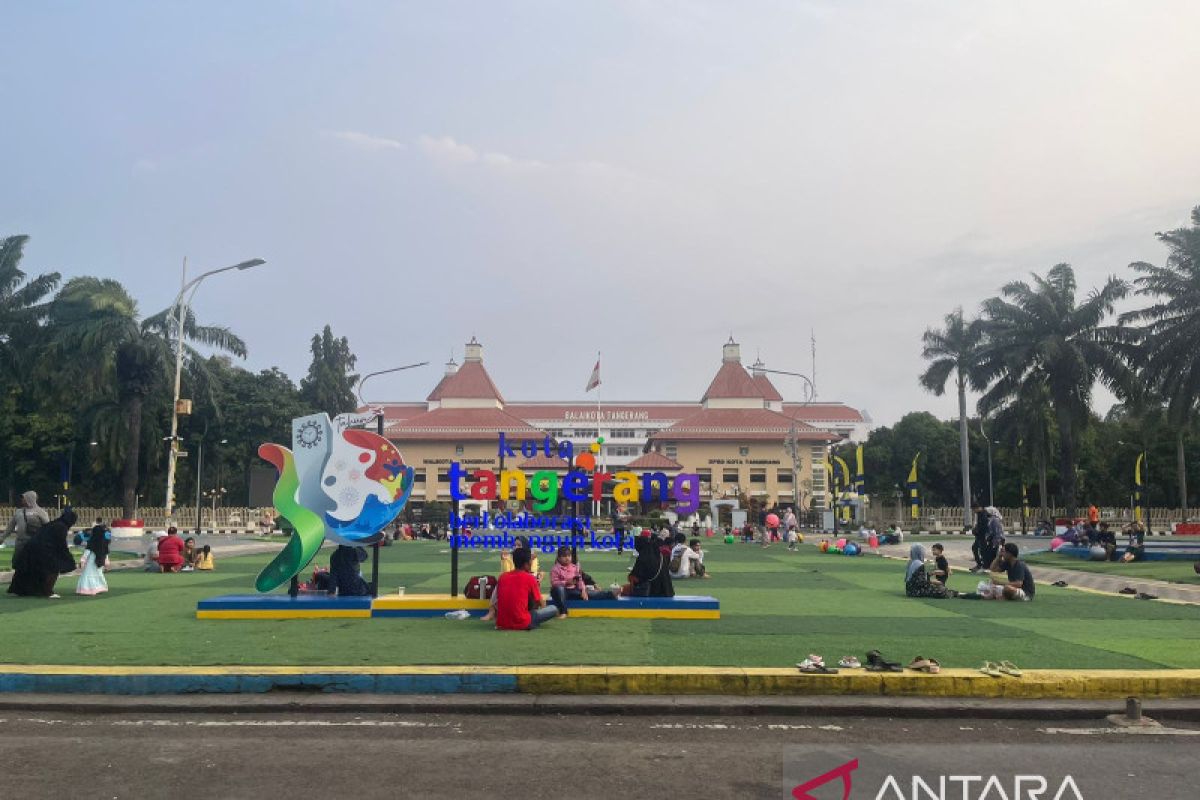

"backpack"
[669, 548, 684, 574]
[464, 575, 497, 600]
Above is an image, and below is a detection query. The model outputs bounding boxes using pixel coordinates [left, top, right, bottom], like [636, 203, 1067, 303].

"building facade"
[378, 337, 868, 515]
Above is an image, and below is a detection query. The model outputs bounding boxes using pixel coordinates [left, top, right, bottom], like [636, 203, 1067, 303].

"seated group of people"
[144, 527, 214, 573]
[1060, 520, 1146, 562]
[483, 530, 690, 630]
[905, 541, 1035, 602]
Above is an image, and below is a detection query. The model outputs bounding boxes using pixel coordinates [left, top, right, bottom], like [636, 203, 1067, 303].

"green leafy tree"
[919, 308, 984, 526]
[1122, 205, 1200, 517]
[299, 325, 359, 418]
[976, 264, 1132, 515]
[48, 277, 246, 518]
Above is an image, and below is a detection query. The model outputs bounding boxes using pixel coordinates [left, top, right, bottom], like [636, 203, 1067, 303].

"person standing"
[982, 507, 1005, 571]
[76, 518, 110, 596]
[0, 491, 50, 557]
[8, 509, 77, 598]
[969, 503, 988, 572]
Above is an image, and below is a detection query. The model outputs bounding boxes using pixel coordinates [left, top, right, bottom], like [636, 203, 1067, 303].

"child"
[76, 518, 111, 596]
[931, 543, 950, 585]
[548, 545, 618, 614]
[180, 537, 197, 571]
[786, 526, 799, 552]
[194, 544, 214, 571]
[689, 538, 710, 577]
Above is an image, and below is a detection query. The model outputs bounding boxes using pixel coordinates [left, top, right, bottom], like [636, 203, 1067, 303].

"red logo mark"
[792, 758, 859, 800]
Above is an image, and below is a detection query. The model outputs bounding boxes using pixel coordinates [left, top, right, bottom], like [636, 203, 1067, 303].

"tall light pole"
[355, 361, 429, 597]
[980, 417, 994, 508]
[164, 256, 265, 522]
[755, 365, 817, 516]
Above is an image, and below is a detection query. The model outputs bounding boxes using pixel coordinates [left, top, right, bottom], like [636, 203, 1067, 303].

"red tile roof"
[648, 408, 838, 442]
[517, 454, 570, 470]
[782, 403, 866, 423]
[701, 361, 765, 401]
[625, 452, 683, 470]
[752, 373, 783, 402]
[426, 361, 505, 402]
[386, 407, 540, 440]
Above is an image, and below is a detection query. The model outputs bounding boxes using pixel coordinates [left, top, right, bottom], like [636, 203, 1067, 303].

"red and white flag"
[585, 359, 601, 392]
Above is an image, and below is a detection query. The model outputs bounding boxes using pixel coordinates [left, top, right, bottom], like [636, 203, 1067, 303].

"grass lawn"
[0, 548, 138, 572]
[3, 540, 1199, 669]
[1025, 552, 1200, 585]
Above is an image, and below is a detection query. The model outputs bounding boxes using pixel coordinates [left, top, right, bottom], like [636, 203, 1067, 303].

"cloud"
[324, 129, 406, 151]
[416, 134, 546, 170]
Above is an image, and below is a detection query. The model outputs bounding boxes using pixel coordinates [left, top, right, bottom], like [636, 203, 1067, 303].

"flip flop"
[1118, 587, 1137, 595]
[1136, 592, 1158, 601]
[998, 660, 1022, 677]
[979, 662, 1002, 678]
[796, 659, 839, 674]
[1052, 580, 1068, 587]
[907, 656, 931, 671]
[925, 658, 941, 674]
[838, 656, 862, 669]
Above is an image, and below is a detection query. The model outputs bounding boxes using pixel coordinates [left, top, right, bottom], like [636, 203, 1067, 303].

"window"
[436, 470, 450, 484]
[607, 445, 638, 457]
[665, 445, 677, 459]
[776, 470, 793, 483]
[609, 428, 639, 439]
[413, 470, 426, 483]
[749, 471, 767, 484]
[454, 445, 464, 455]
[697, 469, 712, 484]
[738, 446, 750, 456]
[722, 470, 739, 483]
[545, 429, 564, 438]
[574, 428, 598, 439]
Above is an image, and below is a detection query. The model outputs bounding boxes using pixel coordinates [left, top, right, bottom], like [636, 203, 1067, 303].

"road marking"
[108, 719, 459, 728]
[1040, 727, 1200, 736]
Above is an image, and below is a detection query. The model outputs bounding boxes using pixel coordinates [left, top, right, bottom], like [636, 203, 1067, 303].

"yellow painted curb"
[196, 610, 372, 620]
[3, 665, 1199, 698]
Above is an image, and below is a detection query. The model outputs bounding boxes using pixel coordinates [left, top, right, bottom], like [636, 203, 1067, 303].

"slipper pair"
[907, 656, 941, 674]
[796, 654, 839, 674]
[1052, 580, 1068, 588]
[838, 656, 862, 669]
[980, 660, 1022, 678]
[865, 650, 903, 672]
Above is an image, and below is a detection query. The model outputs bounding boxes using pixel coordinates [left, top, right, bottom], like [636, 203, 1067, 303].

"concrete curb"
[3, 666, 1199, 699]
[4, 693, 1200, 721]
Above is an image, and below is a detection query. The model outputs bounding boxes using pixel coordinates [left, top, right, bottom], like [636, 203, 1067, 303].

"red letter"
[591, 472, 612, 500]
[470, 470, 497, 500]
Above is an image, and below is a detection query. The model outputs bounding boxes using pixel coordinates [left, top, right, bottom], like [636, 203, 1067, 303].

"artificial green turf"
[0, 548, 138, 571]
[1025, 553, 1200, 585]
[2, 541, 1199, 669]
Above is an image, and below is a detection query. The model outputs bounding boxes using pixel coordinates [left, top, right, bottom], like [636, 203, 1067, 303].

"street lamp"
[164, 257, 266, 522]
[355, 361, 429, 597]
[979, 418, 999, 508]
[755, 364, 817, 515]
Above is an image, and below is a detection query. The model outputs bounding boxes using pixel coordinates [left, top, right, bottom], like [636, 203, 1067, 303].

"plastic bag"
[444, 609, 472, 620]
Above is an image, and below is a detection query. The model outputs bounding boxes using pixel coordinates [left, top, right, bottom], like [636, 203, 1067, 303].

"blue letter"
[497, 432, 516, 459]
[564, 471, 589, 502]
[448, 462, 468, 500]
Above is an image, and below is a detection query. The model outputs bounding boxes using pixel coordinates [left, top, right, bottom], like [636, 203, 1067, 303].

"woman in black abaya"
[8, 510, 78, 598]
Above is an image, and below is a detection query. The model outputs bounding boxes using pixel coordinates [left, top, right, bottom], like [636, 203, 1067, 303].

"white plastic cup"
[396, 586, 406, 596]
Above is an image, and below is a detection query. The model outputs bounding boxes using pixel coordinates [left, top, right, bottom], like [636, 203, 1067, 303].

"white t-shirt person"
[670, 543, 702, 579]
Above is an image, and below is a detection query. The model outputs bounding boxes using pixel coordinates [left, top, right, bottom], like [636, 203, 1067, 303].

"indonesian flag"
[585, 359, 601, 392]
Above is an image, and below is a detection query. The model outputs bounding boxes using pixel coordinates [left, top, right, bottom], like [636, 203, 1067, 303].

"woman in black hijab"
[8, 509, 78, 598]
[329, 544, 371, 596]
[627, 533, 674, 598]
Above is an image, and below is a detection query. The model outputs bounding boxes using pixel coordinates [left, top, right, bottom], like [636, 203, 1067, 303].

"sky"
[4, 0, 1199, 427]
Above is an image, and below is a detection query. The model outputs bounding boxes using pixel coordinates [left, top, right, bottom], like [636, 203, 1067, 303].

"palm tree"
[976, 264, 1131, 516]
[1122, 205, 1200, 519]
[919, 308, 984, 527]
[47, 277, 246, 518]
[0, 235, 60, 385]
[981, 367, 1055, 520]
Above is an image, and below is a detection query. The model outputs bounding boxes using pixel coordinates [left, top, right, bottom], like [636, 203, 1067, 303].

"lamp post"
[164, 257, 266, 523]
[355, 362, 429, 597]
[979, 418, 996, 508]
[756, 365, 817, 515]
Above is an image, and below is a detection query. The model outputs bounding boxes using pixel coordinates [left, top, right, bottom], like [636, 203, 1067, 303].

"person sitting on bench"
[548, 546, 619, 615]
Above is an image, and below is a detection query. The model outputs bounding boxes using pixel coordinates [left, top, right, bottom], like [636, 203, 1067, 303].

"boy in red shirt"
[493, 547, 560, 630]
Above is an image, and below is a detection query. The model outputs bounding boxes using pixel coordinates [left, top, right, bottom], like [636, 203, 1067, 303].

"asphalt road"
[2, 710, 1197, 799]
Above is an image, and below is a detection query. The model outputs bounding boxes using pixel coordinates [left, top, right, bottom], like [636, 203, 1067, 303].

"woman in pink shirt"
[548, 546, 619, 616]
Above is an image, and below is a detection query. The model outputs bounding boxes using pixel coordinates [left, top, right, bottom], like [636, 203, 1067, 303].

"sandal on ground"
[1118, 587, 1137, 595]
[865, 650, 903, 672]
[1136, 592, 1158, 601]
[979, 661, 1002, 678]
[1052, 580, 1068, 587]
[907, 656, 931, 671]
[924, 658, 941, 674]
[998, 660, 1022, 677]
[796, 659, 839, 674]
[838, 656, 862, 669]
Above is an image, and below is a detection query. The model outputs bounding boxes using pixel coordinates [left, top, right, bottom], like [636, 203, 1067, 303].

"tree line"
[0, 235, 362, 517]
[915, 204, 1200, 522]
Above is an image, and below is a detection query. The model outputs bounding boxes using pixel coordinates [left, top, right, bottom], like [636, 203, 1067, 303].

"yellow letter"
[613, 471, 640, 504]
[499, 470, 527, 500]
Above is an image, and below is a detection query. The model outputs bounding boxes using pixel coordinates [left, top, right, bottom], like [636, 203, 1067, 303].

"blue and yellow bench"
[196, 593, 720, 620]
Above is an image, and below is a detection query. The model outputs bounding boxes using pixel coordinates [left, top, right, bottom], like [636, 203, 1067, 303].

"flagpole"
[596, 350, 603, 518]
